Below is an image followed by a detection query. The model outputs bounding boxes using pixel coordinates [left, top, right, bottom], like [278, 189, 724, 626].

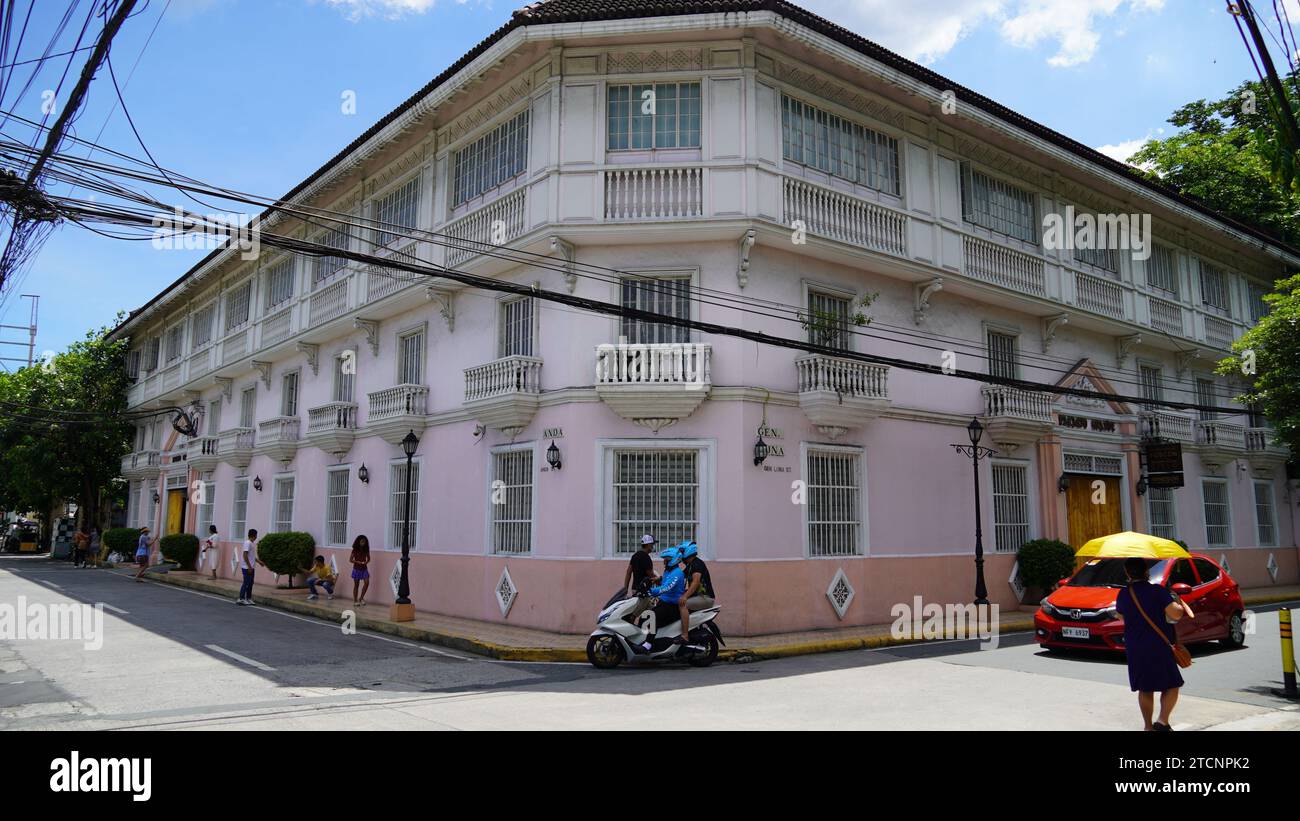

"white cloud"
[323, 0, 456, 21]
[800, 0, 1164, 66]
[1093, 137, 1147, 164]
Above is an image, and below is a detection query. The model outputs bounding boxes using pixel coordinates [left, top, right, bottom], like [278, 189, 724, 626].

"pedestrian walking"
[72, 528, 88, 568]
[237, 529, 261, 605]
[1114, 556, 1194, 731]
[133, 527, 156, 581]
[349, 535, 371, 606]
[201, 524, 220, 580]
[88, 527, 102, 568]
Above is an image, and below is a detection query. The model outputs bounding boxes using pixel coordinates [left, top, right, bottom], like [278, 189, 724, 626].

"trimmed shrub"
[159, 533, 200, 570]
[257, 532, 316, 588]
[103, 527, 140, 559]
[1017, 539, 1077, 592]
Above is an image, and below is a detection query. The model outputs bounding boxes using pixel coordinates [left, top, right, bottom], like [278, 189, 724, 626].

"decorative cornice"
[606, 47, 705, 74]
[767, 55, 905, 131]
[442, 73, 533, 147]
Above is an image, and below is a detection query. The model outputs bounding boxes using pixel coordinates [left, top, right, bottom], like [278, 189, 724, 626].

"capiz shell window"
[452, 110, 530, 207]
[781, 94, 900, 196]
[960, 164, 1037, 243]
[607, 83, 701, 151]
[372, 175, 421, 249]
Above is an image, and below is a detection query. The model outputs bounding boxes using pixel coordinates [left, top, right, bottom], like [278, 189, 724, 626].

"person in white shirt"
[201, 525, 220, 579]
[236, 529, 261, 606]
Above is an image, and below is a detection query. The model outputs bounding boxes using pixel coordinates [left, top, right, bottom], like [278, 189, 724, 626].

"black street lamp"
[396, 430, 420, 610]
[951, 417, 997, 606]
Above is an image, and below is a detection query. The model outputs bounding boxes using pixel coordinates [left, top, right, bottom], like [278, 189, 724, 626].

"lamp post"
[392, 429, 420, 622]
[951, 417, 997, 606]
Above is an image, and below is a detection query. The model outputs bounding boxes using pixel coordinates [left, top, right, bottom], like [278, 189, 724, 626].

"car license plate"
[1062, 626, 1090, 639]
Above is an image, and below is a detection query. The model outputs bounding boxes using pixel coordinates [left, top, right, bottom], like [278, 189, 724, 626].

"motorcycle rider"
[649, 546, 689, 644]
[677, 541, 715, 645]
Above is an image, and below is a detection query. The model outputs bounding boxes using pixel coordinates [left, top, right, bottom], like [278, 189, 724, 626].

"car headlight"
[1101, 608, 1119, 620]
[1040, 600, 1057, 616]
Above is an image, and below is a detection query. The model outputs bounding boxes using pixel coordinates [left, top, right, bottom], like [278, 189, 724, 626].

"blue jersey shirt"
[651, 566, 686, 604]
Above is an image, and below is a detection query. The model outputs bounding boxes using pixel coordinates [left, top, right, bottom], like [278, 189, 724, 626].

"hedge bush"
[103, 527, 140, 559]
[257, 532, 316, 588]
[159, 533, 200, 570]
[1017, 539, 1077, 591]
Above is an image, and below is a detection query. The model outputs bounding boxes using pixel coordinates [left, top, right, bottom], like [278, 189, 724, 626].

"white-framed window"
[126, 481, 137, 528]
[1199, 260, 1230, 313]
[1148, 245, 1179, 295]
[607, 445, 703, 556]
[142, 483, 156, 531]
[397, 327, 425, 386]
[1202, 478, 1231, 547]
[165, 324, 185, 364]
[986, 329, 1019, 381]
[196, 472, 215, 536]
[263, 257, 294, 311]
[991, 462, 1030, 553]
[1072, 233, 1119, 275]
[621, 274, 691, 344]
[206, 400, 221, 435]
[491, 445, 534, 555]
[499, 297, 535, 358]
[607, 83, 701, 151]
[231, 478, 249, 540]
[1248, 281, 1270, 323]
[272, 476, 295, 533]
[333, 353, 355, 402]
[960, 163, 1037, 243]
[326, 467, 350, 547]
[805, 288, 853, 351]
[313, 226, 351, 286]
[239, 386, 256, 428]
[805, 445, 865, 557]
[1139, 364, 1163, 406]
[224, 280, 252, 332]
[1254, 481, 1277, 546]
[192, 302, 216, 348]
[1147, 486, 1176, 540]
[1195, 378, 1217, 422]
[452, 109, 530, 206]
[388, 461, 420, 550]
[780, 93, 900, 195]
[143, 337, 161, 372]
[373, 175, 421, 248]
[281, 370, 299, 417]
[126, 349, 141, 381]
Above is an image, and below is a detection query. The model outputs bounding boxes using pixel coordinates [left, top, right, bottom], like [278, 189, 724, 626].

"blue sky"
[0, 0, 1274, 359]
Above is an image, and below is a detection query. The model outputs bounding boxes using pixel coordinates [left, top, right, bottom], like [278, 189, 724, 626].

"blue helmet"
[658, 547, 681, 564]
[678, 541, 699, 560]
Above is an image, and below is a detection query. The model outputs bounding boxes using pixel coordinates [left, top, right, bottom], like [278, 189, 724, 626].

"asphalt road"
[4, 555, 1300, 731]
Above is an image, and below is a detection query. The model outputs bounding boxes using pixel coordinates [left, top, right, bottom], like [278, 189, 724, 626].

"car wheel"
[1221, 611, 1246, 648]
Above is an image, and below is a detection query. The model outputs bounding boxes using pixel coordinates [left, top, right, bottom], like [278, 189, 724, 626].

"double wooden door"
[1066, 475, 1123, 547]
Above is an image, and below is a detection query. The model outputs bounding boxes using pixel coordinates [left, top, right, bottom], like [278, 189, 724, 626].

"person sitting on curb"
[305, 555, 337, 601]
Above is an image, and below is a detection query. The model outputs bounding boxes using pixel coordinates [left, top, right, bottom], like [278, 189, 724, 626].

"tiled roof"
[114, 0, 1294, 334]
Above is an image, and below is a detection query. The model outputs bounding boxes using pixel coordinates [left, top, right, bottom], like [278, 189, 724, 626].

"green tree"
[1129, 78, 1300, 245]
[1218, 274, 1300, 455]
[0, 321, 133, 537]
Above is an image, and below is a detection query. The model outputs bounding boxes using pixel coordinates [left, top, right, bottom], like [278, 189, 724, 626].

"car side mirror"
[1171, 583, 1193, 597]
[1057, 577, 1071, 589]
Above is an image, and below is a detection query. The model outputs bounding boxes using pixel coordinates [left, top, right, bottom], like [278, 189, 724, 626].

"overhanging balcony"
[1246, 426, 1289, 469]
[367, 384, 429, 445]
[796, 355, 890, 439]
[217, 428, 255, 469]
[595, 343, 710, 432]
[185, 436, 220, 472]
[1195, 419, 1246, 467]
[306, 402, 358, 457]
[121, 450, 161, 480]
[980, 385, 1055, 448]
[255, 417, 301, 464]
[1140, 409, 1195, 443]
[463, 357, 541, 435]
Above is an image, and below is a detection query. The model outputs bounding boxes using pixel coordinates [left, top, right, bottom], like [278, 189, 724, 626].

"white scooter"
[586, 582, 724, 669]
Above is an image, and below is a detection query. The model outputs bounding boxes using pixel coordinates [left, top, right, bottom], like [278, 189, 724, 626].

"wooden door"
[1066, 475, 1123, 547]
[165, 489, 186, 536]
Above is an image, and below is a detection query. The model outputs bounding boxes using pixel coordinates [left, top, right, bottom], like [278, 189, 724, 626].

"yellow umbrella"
[1074, 531, 1191, 560]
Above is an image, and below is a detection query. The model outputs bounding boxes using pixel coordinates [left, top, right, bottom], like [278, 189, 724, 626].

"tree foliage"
[1218, 274, 1300, 455]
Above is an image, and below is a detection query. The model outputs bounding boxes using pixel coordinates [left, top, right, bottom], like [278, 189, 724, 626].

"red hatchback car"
[1034, 554, 1246, 652]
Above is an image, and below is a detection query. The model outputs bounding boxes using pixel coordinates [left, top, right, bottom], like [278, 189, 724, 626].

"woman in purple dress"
[1114, 557, 1194, 731]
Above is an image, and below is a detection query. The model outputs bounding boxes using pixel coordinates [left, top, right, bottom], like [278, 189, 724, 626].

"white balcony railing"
[368, 384, 429, 420]
[464, 356, 542, 402]
[1203, 315, 1235, 348]
[161, 363, 183, 391]
[796, 355, 889, 398]
[446, 189, 528, 268]
[1148, 295, 1183, 336]
[963, 235, 1046, 295]
[982, 385, 1054, 422]
[258, 417, 300, 445]
[1076, 271, 1124, 319]
[596, 343, 711, 386]
[782, 177, 907, 257]
[1141, 410, 1194, 442]
[186, 436, 220, 459]
[604, 167, 703, 221]
[308, 402, 359, 434]
[310, 277, 350, 325]
[222, 330, 248, 364]
[217, 427, 255, 453]
[1197, 420, 1246, 449]
[262, 307, 292, 346]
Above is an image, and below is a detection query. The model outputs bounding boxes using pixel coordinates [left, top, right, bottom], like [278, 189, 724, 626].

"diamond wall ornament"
[1267, 553, 1279, 583]
[826, 568, 855, 620]
[1219, 554, 1231, 576]
[1008, 560, 1026, 603]
[389, 562, 403, 598]
[496, 566, 518, 618]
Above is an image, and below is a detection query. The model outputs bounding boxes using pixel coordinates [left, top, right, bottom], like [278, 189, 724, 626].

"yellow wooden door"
[166, 489, 186, 535]
[1066, 475, 1123, 547]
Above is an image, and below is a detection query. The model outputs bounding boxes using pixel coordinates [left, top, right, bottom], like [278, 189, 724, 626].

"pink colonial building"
[112, 0, 1297, 636]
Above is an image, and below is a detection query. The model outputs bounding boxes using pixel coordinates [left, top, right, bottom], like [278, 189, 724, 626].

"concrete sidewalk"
[114, 565, 1300, 664]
